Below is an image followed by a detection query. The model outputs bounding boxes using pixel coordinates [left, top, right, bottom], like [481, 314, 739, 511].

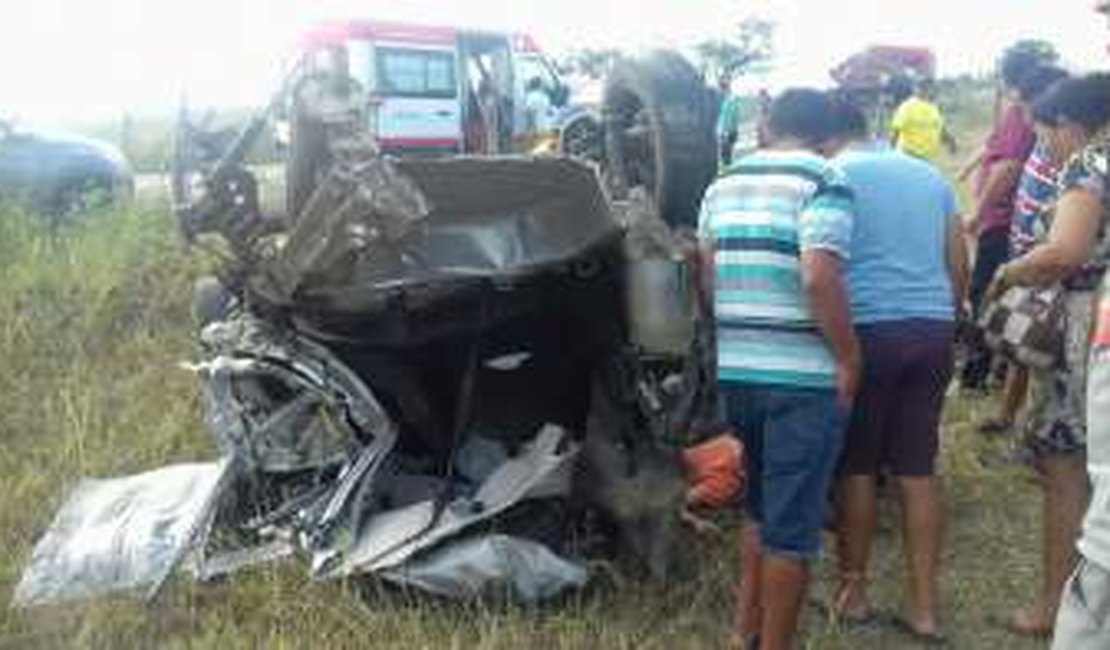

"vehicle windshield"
[516, 54, 561, 96]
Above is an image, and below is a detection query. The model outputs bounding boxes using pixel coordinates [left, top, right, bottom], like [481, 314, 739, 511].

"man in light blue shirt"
[823, 99, 968, 643]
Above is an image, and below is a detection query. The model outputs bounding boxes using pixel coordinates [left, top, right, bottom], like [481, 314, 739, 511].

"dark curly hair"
[767, 88, 834, 147]
[1032, 73, 1110, 135]
[998, 40, 1059, 89]
[1014, 65, 1069, 104]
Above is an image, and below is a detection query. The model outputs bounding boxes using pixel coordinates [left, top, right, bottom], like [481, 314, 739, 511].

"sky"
[0, 0, 1105, 125]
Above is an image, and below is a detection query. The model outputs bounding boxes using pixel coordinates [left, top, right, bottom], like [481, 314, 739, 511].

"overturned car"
[14, 51, 728, 608]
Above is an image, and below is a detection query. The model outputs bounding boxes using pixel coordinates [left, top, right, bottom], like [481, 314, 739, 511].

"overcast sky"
[0, 0, 1104, 124]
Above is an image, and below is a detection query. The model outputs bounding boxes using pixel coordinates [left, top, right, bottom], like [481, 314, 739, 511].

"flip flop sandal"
[808, 596, 881, 630]
[888, 615, 949, 645]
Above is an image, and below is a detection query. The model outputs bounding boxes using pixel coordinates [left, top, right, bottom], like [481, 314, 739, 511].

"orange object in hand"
[683, 433, 744, 509]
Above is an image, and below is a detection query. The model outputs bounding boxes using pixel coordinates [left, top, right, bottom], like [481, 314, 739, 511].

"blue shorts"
[722, 382, 846, 557]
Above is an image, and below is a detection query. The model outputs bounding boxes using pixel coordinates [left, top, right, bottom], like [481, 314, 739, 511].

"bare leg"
[896, 476, 945, 635]
[834, 474, 877, 617]
[733, 524, 763, 640]
[760, 553, 810, 650]
[1008, 453, 1088, 635]
[999, 366, 1029, 426]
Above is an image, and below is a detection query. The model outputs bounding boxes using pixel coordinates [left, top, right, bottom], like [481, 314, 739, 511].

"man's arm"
[945, 211, 970, 314]
[958, 146, 984, 182]
[942, 126, 959, 155]
[965, 158, 1023, 231]
[801, 250, 861, 407]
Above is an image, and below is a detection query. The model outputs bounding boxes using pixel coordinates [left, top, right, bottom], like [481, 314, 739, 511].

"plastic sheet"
[13, 460, 231, 607]
[381, 534, 588, 604]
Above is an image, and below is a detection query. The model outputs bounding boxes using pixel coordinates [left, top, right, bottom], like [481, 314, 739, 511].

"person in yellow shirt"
[890, 78, 957, 161]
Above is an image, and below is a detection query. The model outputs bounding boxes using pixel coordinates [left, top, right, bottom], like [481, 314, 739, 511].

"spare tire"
[603, 51, 717, 228]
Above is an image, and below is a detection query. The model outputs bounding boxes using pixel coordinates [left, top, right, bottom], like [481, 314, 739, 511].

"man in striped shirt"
[698, 89, 859, 650]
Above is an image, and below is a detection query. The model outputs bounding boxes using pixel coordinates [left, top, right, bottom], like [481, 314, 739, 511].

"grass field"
[0, 84, 1058, 649]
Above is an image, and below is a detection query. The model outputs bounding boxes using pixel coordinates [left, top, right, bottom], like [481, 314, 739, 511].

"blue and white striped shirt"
[698, 150, 854, 389]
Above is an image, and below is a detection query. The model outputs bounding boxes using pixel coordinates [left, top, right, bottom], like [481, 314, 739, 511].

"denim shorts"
[722, 382, 846, 557]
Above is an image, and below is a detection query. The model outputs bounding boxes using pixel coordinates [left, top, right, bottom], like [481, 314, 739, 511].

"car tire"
[559, 114, 603, 165]
[47, 174, 115, 220]
[602, 51, 717, 228]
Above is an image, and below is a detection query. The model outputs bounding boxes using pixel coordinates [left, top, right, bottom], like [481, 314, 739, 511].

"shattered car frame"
[15, 53, 717, 608]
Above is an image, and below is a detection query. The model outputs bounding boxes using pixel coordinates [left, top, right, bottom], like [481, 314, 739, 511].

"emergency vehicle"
[300, 20, 575, 156]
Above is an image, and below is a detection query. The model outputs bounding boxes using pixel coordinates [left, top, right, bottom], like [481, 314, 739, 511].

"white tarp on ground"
[12, 459, 231, 607]
[381, 534, 588, 603]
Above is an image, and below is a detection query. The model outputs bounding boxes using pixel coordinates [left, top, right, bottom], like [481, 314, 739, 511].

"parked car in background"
[0, 120, 133, 217]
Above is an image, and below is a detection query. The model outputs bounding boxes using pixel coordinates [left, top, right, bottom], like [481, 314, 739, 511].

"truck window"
[376, 48, 457, 99]
[516, 54, 559, 94]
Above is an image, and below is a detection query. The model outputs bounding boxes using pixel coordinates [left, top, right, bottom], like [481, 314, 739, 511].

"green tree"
[556, 49, 624, 80]
[695, 17, 775, 82]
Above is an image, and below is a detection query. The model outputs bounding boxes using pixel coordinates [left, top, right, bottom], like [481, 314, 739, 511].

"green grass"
[0, 204, 1050, 649]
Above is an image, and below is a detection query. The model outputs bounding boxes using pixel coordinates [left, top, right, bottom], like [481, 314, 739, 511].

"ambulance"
[300, 20, 585, 156]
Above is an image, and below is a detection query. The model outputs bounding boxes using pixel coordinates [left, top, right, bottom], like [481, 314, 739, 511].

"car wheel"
[48, 175, 115, 221]
[602, 51, 717, 228]
[559, 115, 603, 165]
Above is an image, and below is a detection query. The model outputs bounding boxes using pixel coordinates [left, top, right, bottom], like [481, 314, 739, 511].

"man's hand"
[958, 148, 983, 182]
[800, 249, 861, 410]
[835, 354, 862, 410]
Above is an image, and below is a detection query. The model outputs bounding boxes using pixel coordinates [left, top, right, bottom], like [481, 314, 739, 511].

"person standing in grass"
[978, 66, 1070, 444]
[823, 99, 968, 644]
[697, 88, 859, 650]
[1049, 7, 1110, 642]
[889, 77, 957, 163]
[985, 73, 1110, 639]
[960, 50, 1047, 392]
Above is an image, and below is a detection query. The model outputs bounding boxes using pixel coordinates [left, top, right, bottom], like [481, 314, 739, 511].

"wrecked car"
[14, 46, 726, 608]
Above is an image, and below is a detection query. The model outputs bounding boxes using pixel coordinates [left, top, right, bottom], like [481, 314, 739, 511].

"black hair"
[826, 93, 868, 140]
[1014, 65, 1069, 103]
[998, 40, 1059, 88]
[916, 77, 937, 97]
[767, 88, 834, 146]
[1032, 72, 1110, 134]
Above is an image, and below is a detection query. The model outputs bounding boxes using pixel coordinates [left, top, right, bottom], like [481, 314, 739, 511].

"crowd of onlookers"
[701, 3, 1110, 648]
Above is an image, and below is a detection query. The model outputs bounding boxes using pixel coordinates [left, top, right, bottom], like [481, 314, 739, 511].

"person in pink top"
[959, 46, 1058, 391]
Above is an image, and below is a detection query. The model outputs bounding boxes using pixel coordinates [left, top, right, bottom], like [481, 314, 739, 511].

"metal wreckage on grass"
[14, 51, 731, 608]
